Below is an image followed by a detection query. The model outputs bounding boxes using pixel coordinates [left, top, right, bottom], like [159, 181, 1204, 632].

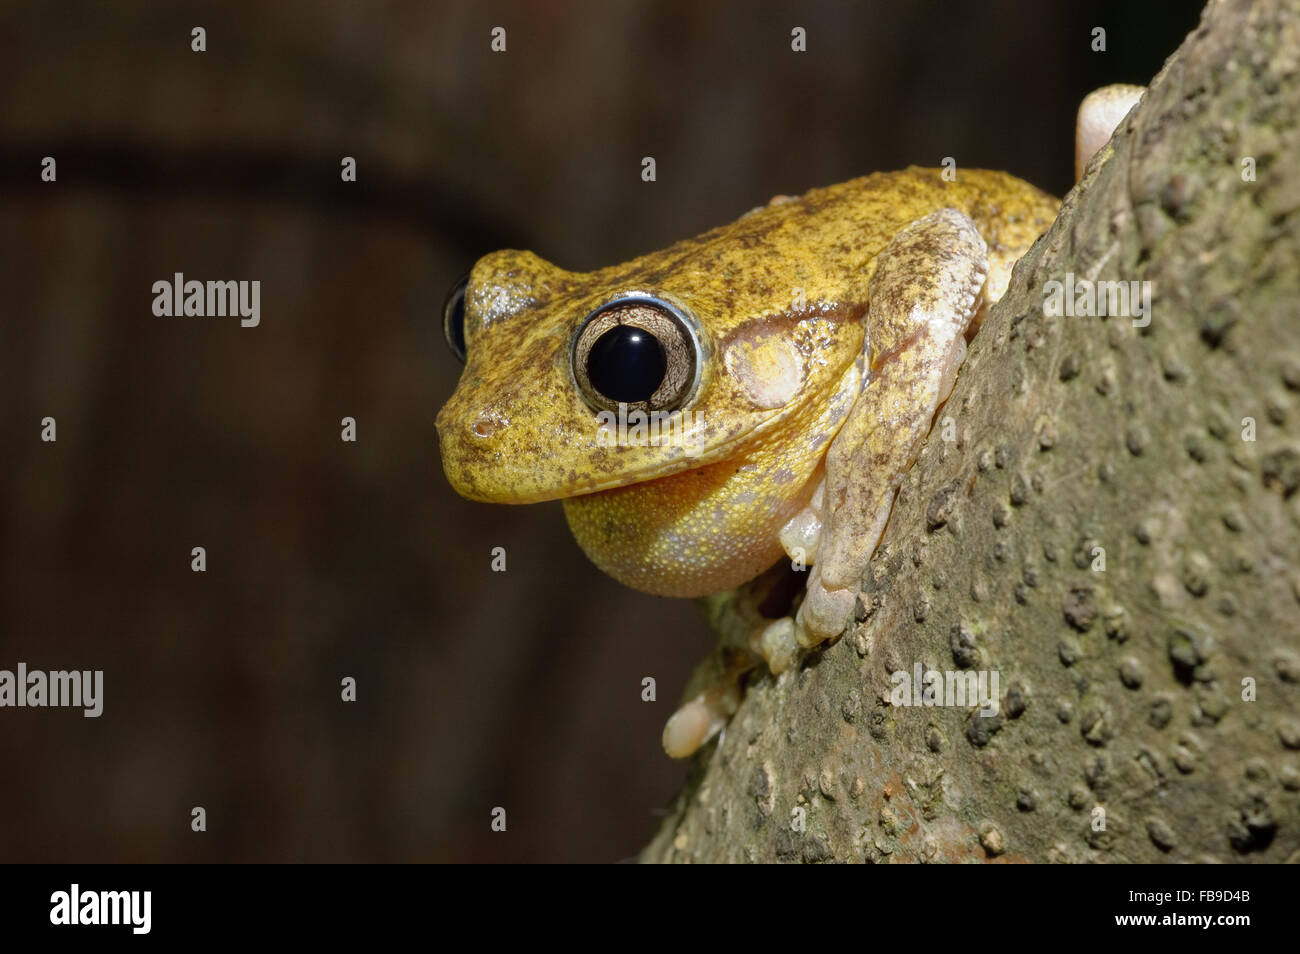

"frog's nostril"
[471, 415, 501, 438]
[467, 406, 509, 439]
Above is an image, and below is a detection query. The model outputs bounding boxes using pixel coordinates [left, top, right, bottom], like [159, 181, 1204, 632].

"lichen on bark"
[643, 0, 1300, 863]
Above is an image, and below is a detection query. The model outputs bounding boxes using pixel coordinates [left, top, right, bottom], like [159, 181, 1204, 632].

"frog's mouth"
[436, 404, 765, 504]
[437, 350, 861, 507]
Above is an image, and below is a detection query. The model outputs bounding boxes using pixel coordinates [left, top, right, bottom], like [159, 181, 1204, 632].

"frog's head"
[435, 193, 872, 509]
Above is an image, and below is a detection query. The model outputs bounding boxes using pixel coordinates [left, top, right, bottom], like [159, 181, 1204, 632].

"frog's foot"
[1075, 84, 1144, 182]
[779, 476, 825, 567]
[663, 610, 806, 758]
[793, 566, 857, 649]
[662, 650, 753, 758]
[756, 616, 798, 673]
[665, 569, 802, 758]
[776, 479, 854, 650]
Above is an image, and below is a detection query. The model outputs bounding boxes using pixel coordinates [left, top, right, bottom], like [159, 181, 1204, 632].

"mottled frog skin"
[437, 133, 1135, 756]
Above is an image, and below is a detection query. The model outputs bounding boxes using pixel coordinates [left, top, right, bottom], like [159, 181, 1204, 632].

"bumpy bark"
[644, 0, 1300, 863]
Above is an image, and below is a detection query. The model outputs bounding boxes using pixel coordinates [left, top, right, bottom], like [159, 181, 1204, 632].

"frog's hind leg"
[661, 565, 804, 758]
[794, 207, 990, 649]
[661, 649, 752, 759]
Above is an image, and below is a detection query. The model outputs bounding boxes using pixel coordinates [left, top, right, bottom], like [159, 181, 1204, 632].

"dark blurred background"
[0, 0, 1202, 862]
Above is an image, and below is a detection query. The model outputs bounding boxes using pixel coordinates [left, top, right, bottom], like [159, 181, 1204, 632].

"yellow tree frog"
[436, 87, 1142, 758]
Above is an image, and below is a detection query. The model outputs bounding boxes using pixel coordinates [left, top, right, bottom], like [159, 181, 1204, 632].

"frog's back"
[629, 167, 1057, 343]
[809, 167, 1058, 303]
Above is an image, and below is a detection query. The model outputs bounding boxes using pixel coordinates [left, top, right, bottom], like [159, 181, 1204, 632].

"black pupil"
[587, 324, 666, 403]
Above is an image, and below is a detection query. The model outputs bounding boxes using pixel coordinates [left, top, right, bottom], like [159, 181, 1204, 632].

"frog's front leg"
[792, 207, 990, 648]
[664, 210, 990, 759]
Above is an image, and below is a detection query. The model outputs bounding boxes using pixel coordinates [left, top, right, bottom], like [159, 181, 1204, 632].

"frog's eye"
[442, 273, 469, 363]
[572, 297, 700, 413]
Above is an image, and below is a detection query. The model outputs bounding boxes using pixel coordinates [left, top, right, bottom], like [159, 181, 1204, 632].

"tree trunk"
[643, 0, 1300, 863]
